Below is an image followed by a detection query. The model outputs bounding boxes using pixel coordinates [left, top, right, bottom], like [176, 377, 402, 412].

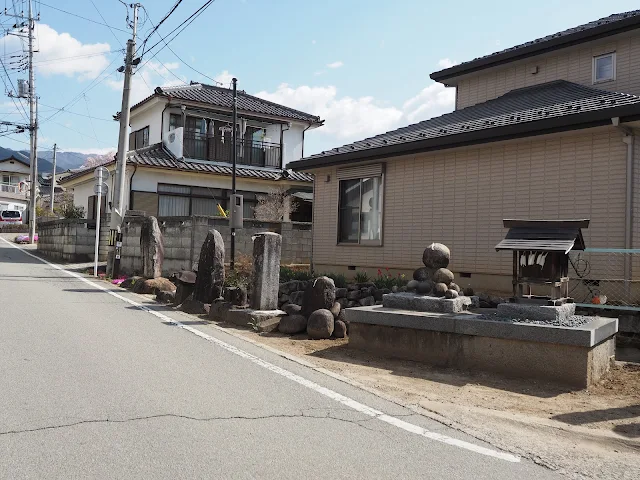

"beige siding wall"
[456, 33, 640, 109]
[311, 128, 630, 280]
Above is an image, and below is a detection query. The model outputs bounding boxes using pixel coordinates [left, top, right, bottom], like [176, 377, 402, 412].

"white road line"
[1, 238, 520, 463]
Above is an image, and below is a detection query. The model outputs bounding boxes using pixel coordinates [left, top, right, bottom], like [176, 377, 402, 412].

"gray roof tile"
[133, 83, 322, 124]
[61, 144, 313, 184]
[291, 80, 640, 167]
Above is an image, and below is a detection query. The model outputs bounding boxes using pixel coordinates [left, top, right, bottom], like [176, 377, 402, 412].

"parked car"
[0, 209, 23, 224]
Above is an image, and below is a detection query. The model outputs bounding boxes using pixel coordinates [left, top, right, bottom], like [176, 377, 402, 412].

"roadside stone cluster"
[405, 243, 468, 299]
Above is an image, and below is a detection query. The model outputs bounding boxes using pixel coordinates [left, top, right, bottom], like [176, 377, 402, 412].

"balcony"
[0, 183, 20, 194]
[183, 134, 281, 168]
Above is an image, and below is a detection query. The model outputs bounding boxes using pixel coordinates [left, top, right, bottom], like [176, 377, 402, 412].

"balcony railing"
[0, 183, 20, 194]
[183, 134, 281, 168]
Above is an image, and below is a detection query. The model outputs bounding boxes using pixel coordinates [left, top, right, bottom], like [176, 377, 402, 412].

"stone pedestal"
[382, 292, 473, 314]
[496, 302, 576, 323]
[251, 232, 282, 311]
[140, 216, 164, 279]
[194, 229, 225, 303]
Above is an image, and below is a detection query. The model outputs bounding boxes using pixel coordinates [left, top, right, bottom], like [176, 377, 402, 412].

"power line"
[139, 0, 183, 57]
[140, 4, 221, 86]
[38, 101, 114, 122]
[38, 1, 131, 34]
[89, 0, 125, 49]
[140, 0, 215, 61]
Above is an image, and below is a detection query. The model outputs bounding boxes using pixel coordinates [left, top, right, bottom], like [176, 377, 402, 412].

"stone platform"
[345, 306, 618, 388]
[497, 302, 575, 322]
[382, 292, 478, 314]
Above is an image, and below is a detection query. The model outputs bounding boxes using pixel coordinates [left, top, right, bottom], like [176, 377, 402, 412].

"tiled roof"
[432, 10, 640, 82]
[60, 144, 313, 184]
[290, 80, 640, 168]
[132, 83, 323, 124]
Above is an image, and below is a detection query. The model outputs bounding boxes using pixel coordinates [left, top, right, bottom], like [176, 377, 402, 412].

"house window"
[157, 183, 228, 217]
[169, 113, 182, 130]
[129, 126, 150, 150]
[338, 175, 383, 245]
[593, 53, 616, 83]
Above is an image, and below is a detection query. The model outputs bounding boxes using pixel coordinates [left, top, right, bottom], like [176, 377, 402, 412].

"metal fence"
[569, 248, 640, 311]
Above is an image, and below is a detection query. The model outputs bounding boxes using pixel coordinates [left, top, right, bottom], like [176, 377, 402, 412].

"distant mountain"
[0, 146, 116, 173]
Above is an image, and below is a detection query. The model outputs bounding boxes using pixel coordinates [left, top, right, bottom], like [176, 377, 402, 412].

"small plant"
[373, 268, 407, 289]
[59, 203, 85, 219]
[354, 271, 370, 283]
[280, 266, 312, 282]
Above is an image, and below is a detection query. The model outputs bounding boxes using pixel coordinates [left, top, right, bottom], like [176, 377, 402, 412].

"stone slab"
[496, 302, 576, 323]
[225, 309, 286, 333]
[382, 292, 472, 313]
[345, 306, 618, 347]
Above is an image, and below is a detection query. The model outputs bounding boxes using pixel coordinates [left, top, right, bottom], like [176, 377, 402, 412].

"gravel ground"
[477, 312, 593, 327]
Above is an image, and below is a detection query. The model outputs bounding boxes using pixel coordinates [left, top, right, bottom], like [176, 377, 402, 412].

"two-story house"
[289, 10, 640, 294]
[61, 82, 323, 222]
[0, 155, 29, 216]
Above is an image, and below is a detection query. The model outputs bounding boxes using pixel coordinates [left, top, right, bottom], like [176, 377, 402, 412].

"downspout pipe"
[280, 122, 290, 168]
[301, 123, 314, 159]
[614, 117, 635, 296]
[128, 163, 138, 212]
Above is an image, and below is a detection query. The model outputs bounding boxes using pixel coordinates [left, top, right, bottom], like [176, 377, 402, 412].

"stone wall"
[37, 219, 95, 262]
[37, 216, 111, 262]
[118, 215, 312, 277]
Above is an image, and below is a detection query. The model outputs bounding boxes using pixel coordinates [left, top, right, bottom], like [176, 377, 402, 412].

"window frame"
[129, 125, 150, 150]
[593, 52, 616, 84]
[156, 182, 229, 218]
[337, 174, 384, 247]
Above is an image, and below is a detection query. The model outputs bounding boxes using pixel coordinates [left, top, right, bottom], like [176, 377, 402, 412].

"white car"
[0, 210, 23, 224]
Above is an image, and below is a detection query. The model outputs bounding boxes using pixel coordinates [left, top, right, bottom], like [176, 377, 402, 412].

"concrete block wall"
[117, 214, 312, 277]
[37, 219, 95, 262]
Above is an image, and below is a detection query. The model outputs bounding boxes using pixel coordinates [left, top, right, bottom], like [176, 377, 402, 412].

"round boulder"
[449, 282, 461, 293]
[433, 268, 454, 285]
[333, 320, 347, 338]
[433, 282, 448, 297]
[307, 309, 334, 339]
[416, 280, 434, 295]
[278, 315, 308, 334]
[406, 280, 419, 291]
[413, 267, 434, 282]
[422, 243, 451, 269]
[445, 289, 459, 299]
[302, 276, 336, 317]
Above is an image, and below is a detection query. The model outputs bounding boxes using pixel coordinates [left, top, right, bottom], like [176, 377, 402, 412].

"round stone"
[407, 280, 419, 291]
[449, 282, 461, 293]
[416, 280, 434, 295]
[433, 283, 448, 297]
[413, 267, 434, 282]
[307, 309, 334, 339]
[333, 320, 347, 338]
[278, 314, 308, 334]
[445, 289, 459, 299]
[422, 243, 450, 269]
[433, 268, 454, 285]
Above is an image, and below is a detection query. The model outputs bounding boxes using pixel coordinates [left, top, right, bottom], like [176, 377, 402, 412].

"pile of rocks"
[405, 243, 469, 299]
[277, 276, 349, 339]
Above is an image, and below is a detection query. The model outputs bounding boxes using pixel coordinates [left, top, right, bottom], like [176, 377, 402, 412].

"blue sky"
[0, 0, 638, 158]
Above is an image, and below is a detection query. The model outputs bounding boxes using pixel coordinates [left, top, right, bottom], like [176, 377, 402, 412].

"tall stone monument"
[194, 229, 225, 303]
[140, 216, 164, 279]
[251, 232, 282, 310]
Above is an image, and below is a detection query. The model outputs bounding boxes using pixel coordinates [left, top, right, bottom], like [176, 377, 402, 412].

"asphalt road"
[0, 239, 562, 479]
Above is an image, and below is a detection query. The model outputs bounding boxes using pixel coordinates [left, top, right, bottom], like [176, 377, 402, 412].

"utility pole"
[230, 77, 237, 270]
[110, 3, 140, 277]
[27, 0, 37, 244]
[50, 143, 57, 215]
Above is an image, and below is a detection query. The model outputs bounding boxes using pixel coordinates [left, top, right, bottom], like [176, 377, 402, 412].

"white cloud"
[0, 24, 112, 81]
[255, 84, 403, 140]
[311, 40, 316, 45]
[314, 70, 326, 76]
[107, 60, 185, 105]
[437, 58, 458, 69]
[213, 70, 235, 86]
[254, 80, 455, 145]
[403, 83, 456, 123]
[327, 61, 344, 69]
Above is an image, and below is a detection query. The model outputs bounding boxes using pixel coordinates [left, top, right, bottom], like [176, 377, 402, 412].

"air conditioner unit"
[17, 79, 29, 98]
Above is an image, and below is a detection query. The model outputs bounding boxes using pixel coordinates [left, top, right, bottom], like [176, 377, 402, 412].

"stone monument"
[250, 232, 282, 310]
[140, 216, 164, 279]
[194, 229, 225, 304]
